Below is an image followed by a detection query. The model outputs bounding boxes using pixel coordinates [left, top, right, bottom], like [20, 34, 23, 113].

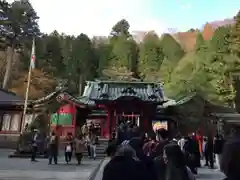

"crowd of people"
[30, 122, 99, 165]
[103, 121, 240, 180]
[29, 119, 240, 180]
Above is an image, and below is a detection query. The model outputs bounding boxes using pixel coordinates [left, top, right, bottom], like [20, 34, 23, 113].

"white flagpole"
[21, 38, 35, 132]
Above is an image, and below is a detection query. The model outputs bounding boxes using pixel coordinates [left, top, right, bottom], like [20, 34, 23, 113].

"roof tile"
[84, 80, 164, 103]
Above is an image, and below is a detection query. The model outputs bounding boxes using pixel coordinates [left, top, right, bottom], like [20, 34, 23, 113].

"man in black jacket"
[206, 135, 214, 169]
[214, 133, 225, 170]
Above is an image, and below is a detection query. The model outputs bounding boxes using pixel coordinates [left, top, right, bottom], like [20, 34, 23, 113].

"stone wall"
[0, 134, 19, 149]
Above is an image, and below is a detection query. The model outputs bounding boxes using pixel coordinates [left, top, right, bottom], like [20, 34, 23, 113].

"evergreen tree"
[231, 11, 240, 58]
[1, 0, 40, 89]
[195, 33, 208, 53]
[209, 26, 237, 105]
[68, 33, 97, 94]
[160, 33, 185, 63]
[139, 32, 164, 80]
[111, 19, 130, 37]
[111, 34, 138, 73]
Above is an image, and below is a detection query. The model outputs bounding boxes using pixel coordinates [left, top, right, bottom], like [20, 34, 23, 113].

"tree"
[230, 11, 240, 58]
[41, 31, 65, 77]
[95, 43, 113, 77]
[68, 33, 97, 94]
[9, 69, 56, 99]
[0, 0, 10, 50]
[158, 34, 185, 83]
[165, 53, 213, 99]
[210, 26, 231, 54]
[1, 0, 40, 89]
[160, 33, 185, 63]
[208, 26, 237, 105]
[110, 34, 138, 73]
[139, 32, 164, 80]
[111, 19, 130, 37]
[195, 33, 208, 53]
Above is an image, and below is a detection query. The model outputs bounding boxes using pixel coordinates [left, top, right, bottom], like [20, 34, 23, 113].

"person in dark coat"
[153, 128, 170, 180]
[164, 143, 195, 180]
[220, 127, 240, 180]
[191, 134, 201, 168]
[183, 136, 198, 174]
[48, 131, 58, 165]
[213, 133, 224, 170]
[129, 137, 158, 180]
[111, 129, 116, 141]
[155, 128, 169, 157]
[102, 145, 147, 180]
[205, 135, 214, 169]
[31, 129, 39, 162]
[105, 140, 117, 158]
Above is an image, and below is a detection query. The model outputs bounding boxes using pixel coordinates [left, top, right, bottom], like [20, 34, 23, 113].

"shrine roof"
[0, 88, 24, 105]
[173, 93, 236, 113]
[32, 88, 67, 105]
[63, 93, 95, 107]
[32, 88, 95, 107]
[82, 80, 165, 103]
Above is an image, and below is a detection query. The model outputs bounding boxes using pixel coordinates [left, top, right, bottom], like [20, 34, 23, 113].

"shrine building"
[48, 80, 167, 138]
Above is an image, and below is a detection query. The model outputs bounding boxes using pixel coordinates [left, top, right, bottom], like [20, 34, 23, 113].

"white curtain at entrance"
[10, 114, 21, 131]
[2, 114, 11, 131]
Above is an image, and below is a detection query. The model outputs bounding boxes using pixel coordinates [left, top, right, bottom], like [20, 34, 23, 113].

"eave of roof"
[93, 79, 163, 85]
[212, 113, 240, 119]
[85, 80, 165, 103]
[64, 94, 95, 107]
[32, 88, 67, 105]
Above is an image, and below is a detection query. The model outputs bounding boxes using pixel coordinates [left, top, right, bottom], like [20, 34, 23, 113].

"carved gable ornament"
[121, 87, 136, 94]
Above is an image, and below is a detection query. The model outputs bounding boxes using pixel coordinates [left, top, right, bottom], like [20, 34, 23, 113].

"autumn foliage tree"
[9, 69, 56, 99]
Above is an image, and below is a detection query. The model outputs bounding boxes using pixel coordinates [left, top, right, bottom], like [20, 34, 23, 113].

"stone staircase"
[82, 138, 108, 158]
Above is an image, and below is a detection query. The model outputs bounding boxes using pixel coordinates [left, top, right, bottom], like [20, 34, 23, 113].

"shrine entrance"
[114, 110, 141, 126]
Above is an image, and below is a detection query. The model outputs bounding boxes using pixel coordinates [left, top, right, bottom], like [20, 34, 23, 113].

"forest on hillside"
[1, 1, 240, 108]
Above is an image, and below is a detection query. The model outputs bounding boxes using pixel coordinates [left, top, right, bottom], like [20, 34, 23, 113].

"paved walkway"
[93, 158, 225, 180]
[197, 167, 225, 180]
[0, 150, 225, 180]
[0, 150, 101, 180]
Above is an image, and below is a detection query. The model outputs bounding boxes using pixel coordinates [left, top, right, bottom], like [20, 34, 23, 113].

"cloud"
[10, 0, 168, 37]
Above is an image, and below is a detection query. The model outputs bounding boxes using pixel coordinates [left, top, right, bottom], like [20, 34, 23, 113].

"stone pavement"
[197, 167, 225, 180]
[0, 149, 101, 180]
[0, 149, 226, 180]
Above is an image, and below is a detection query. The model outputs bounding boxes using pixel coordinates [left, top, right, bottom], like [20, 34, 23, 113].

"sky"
[7, 0, 240, 37]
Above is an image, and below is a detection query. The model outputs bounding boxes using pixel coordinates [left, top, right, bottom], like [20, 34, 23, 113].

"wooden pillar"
[104, 107, 111, 139]
[72, 104, 77, 136]
[109, 108, 112, 139]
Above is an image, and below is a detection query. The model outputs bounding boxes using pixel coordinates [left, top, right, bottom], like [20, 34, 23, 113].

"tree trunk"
[2, 44, 15, 89]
